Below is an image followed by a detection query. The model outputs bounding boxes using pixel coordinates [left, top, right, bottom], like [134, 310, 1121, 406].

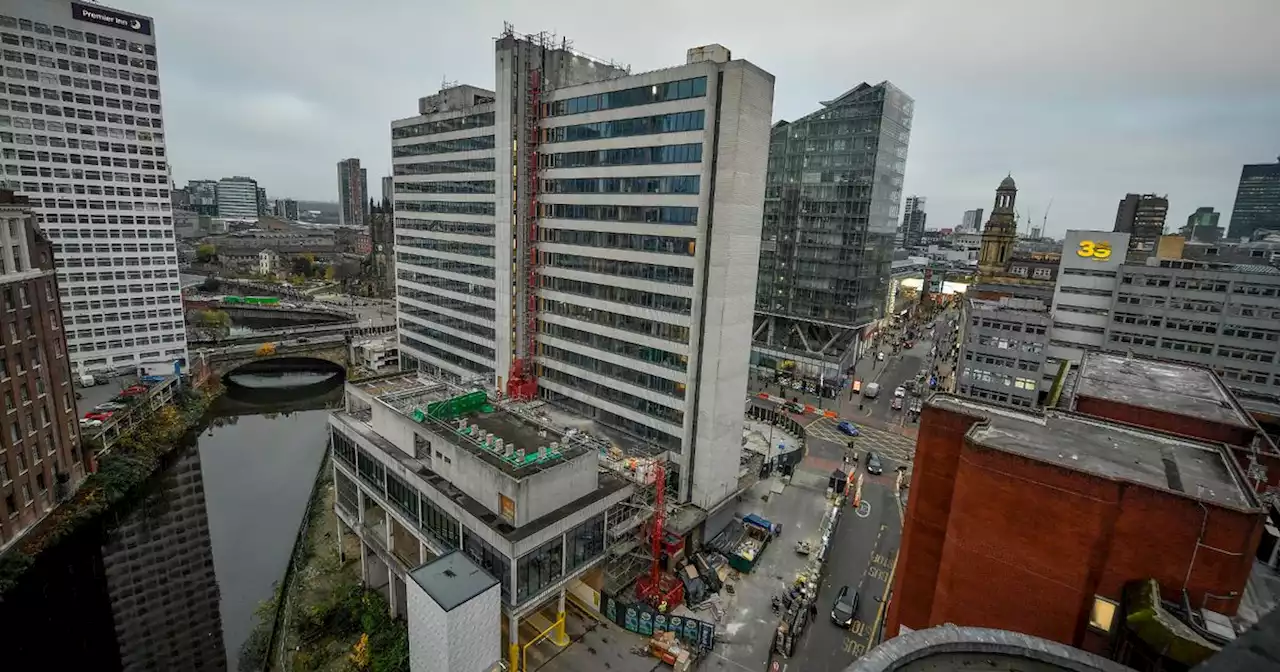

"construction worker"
[659, 600, 668, 614]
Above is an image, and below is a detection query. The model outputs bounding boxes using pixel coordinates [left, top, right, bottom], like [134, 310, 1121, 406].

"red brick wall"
[931, 443, 1123, 645]
[885, 403, 982, 637]
[887, 401, 1265, 647]
[1098, 485, 1262, 616]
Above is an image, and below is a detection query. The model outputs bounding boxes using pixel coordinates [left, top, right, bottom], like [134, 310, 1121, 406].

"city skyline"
[115, 0, 1278, 238]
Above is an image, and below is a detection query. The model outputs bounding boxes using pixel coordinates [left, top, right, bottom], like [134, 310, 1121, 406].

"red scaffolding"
[506, 65, 541, 400]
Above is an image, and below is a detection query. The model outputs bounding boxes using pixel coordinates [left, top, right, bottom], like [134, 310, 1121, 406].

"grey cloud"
[125, 0, 1280, 234]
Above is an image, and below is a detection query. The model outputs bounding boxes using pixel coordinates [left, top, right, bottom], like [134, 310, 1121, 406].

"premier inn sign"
[71, 2, 152, 36]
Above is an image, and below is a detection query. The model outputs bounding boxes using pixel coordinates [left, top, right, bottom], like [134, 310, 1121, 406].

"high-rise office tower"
[751, 82, 913, 398]
[960, 208, 984, 233]
[337, 158, 368, 227]
[901, 195, 927, 247]
[391, 30, 773, 507]
[0, 191, 85, 550]
[1113, 193, 1168, 262]
[1180, 206, 1223, 243]
[255, 186, 267, 216]
[215, 176, 259, 219]
[0, 1, 187, 373]
[381, 174, 393, 209]
[1227, 157, 1280, 241]
[187, 179, 218, 216]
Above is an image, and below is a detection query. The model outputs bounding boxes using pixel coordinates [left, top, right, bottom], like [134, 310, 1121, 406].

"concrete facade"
[1105, 259, 1280, 399]
[330, 373, 633, 625]
[395, 30, 774, 508]
[406, 551, 501, 672]
[1042, 229, 1130, 384]
[215, 176, 259, 220]
[956, 296, 1050, 408]
[0, 0, 188, 373]
[887, 390, 1265, 657]
[391, 83, 498, 384]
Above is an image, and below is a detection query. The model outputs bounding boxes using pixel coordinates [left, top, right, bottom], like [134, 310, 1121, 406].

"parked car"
[94, 402, 126, 411]
[831, 585, 858, 628]
[79, 417, 103, 428]
[893, 386, 906, 398]
[84, 411, 113, 421]
[866, 451, 884, 475]
[891, 397, 903, 411]
[837, 420, 860, 437]
[118, 385, 148, 396]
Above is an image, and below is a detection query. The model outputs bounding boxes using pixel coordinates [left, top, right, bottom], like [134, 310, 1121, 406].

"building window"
[420, 493, 459, 550]
[516, 536, 564, 603]
[463, 528, 511, 602]
[566, 514, 605, 573]
[1089, 596, 1118, 633]
[385, 471, 420, 525]
[355, 447, 385, 492]
[331, 428, 356, 468]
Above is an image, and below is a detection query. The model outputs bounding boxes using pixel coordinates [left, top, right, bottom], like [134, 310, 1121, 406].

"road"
[776, 421, 903, 672]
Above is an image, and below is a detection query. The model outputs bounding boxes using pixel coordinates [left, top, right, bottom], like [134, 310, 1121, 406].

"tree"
[189, 309, 231, 342]
[323, 265, 336, 281]
[290, 255, 314, 277]
[198, 277, 221, 293]
[195, 243, 216, 263]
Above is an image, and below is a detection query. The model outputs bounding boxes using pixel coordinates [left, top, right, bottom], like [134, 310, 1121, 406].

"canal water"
[0, 372, 342, 671]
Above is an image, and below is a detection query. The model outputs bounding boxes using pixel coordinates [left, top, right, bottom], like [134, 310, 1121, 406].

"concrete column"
[508, 611, 520, 672]
[359, 540, 369, 584]
[0, 217, 14, 274]
[552, 588, 570, 646]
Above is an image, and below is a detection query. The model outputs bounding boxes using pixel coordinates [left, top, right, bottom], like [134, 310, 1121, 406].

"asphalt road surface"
[782, 468, 902, 672]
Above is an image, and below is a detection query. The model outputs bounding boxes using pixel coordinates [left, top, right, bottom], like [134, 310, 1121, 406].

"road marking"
[868, 549, 900, 648]
[856, 500, 872, 518]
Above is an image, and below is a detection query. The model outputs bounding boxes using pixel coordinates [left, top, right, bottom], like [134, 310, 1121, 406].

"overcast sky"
[128, 0, 1279, 237]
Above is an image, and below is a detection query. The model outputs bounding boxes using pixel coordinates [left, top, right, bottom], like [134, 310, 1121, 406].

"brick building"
[887, 352, 1267, 657]
[0, 191, 85, 551]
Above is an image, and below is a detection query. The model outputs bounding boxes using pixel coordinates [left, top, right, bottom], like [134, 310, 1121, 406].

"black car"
[831, 585, 858, 628]
[866, 451, 884, 475]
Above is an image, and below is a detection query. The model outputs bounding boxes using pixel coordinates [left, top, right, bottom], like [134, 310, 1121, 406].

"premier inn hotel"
[0, 0, 188, 375]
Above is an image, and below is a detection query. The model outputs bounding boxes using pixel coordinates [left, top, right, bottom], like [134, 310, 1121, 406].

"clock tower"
[978, 175, 1019, 277]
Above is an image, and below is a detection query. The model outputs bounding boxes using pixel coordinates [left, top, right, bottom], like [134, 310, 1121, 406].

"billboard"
[1060, 230, 1130, 271]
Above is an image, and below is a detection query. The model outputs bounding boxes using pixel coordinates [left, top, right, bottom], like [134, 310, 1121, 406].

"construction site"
[329, 368, 783, 671]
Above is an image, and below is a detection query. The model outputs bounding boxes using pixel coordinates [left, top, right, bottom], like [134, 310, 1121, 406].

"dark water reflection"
[0, 374, 342, 671]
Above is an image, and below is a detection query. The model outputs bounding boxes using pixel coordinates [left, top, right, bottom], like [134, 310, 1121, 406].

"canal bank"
[0, 372, 344, 670]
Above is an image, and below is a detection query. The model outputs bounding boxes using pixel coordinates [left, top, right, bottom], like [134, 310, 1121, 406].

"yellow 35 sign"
[1077, 240, 1113, 260]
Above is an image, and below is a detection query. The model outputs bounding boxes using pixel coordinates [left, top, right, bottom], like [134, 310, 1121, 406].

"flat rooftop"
[352, 372, 653, 478]
[1073, 352, 1253, 429]
[408, 550, 499, 612]
[931, 395, 1255, 510]
[333, 412, 632, 542]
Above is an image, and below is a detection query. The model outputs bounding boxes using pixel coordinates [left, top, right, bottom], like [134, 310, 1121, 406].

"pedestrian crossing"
[804, 417, 917, 465]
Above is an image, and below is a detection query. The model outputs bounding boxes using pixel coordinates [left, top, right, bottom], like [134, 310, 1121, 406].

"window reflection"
[517, 536, 564, 603]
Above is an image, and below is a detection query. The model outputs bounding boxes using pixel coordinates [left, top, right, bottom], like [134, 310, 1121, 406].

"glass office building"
[752, 82, 913, 397]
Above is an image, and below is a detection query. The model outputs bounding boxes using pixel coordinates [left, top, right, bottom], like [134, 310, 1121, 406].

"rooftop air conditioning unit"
[537, 445, 548, 461]
[514, 448, 525, 462]
[495, 438, 505, 454]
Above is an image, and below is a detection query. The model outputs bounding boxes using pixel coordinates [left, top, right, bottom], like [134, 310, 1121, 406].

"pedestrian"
[809, 602, 818, 619]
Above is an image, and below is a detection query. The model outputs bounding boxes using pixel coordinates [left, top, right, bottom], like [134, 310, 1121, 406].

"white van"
[864, 382, 881, 399]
